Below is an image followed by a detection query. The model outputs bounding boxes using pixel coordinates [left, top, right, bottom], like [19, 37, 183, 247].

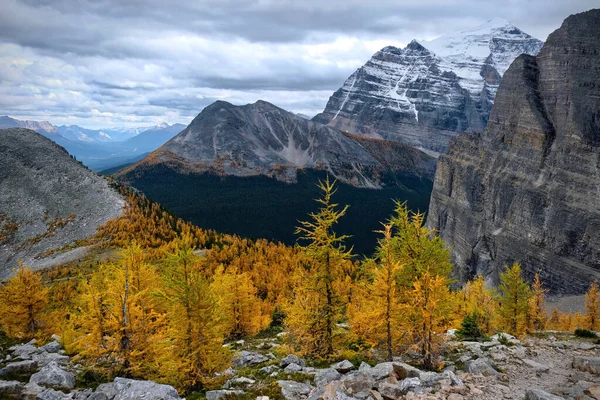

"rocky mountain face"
[0, 128, 125, 278]
[122, 100, 436, 188]
[426, 9, 600, 294]
[314, 19, 543, 154]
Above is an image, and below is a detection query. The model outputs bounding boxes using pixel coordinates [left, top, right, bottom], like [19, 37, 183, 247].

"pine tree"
[286, 177, 352, 357]
[585, 280, 600, 331]
[497, 263, 532, 335]
[0, 264, 48, 339]
[349, 224, 405, 360]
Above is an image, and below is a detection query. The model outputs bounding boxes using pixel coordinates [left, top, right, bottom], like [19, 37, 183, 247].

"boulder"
[8, 342, 39, 360]
[37, 388, 72, 400]
[232, 351, 269, 367]
[87, 393, 110, 400]
[277, 380, 315, 400]
[314, 368, 342, 388]
[32, 352, 71, 368]
[377, 383, 403, 400]
[442, 370, 463, 387]
[399, 377, 421, 394]
[281, 354, 306, 368]
[388, 361, 421, 379]
[464, 358, 500, 377]
[0, 380, 24, 396]
[95, 377, 180, 399]
[341, 371, 375, 394]
[223, 376, 255, 388]
[30, 361, 75, 390]
[523, 359, 550, 373]
[260, 365, 280, 374]
[573, 357, 600, 375]
[2, 359, 38, 374]
[331, 360, 354, 373]
[358, 362, 371, 372]
[525, 389, 565, 400]
[206, 389, 245, 400]
[40, 341, 62, 354]
[284, 363, 304, 373]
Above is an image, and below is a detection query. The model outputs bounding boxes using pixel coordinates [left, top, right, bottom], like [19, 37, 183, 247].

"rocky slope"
[120, 100, 436, 188]
[426, 9, 600, 294]
[314, 19, 543, 154]
[0, 128, 124, 278]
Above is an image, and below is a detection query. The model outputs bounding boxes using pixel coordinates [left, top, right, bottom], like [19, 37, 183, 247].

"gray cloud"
[0, 0, 597, 128]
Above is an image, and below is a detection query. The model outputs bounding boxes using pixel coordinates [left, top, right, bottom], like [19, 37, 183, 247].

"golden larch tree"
[497, 262, 532, 336]
[585, 280, 600, 331]
[0, 264, 48, 339]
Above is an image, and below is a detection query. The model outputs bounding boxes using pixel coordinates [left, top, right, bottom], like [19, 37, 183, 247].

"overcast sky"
[0, 0, 596, 128]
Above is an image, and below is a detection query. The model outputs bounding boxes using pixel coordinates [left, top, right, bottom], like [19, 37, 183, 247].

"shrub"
[575, 328, 598, 338]
[456, 313, 483, 340]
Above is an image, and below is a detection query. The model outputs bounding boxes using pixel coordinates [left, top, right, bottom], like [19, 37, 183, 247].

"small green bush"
[456, 313, 483, 340]
[575, 328, 598, 338]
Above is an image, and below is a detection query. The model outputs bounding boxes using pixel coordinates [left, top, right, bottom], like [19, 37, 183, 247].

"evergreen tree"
[527, 272, 548, 332]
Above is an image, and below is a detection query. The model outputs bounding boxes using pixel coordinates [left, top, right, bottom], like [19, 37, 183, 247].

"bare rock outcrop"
[427, 9, 600, 293]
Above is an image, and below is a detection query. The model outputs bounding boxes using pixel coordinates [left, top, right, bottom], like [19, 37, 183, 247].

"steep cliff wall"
[427, 9, 600, 294]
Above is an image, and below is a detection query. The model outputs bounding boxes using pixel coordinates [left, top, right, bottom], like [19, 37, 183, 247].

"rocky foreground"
[2, 331, 600, 399]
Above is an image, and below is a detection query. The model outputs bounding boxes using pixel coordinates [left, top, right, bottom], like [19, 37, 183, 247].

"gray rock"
[464, 358, 499, 376]
[277, 380, 315, 400]
[260, 365, 280, 374]
[426, 10, 600, 295]
[314, 368, 342, 388]
[232, 351, 269, 367]
[573, 357, 600, 375]
[418, 371, 440, 387]
[32, 352, 71, 367]
[377, 382, 404, 400]
[331, 360, 354, 373]
[37, 388, 72, 400]
[30, 361, 75, 390]
[0, 380, 24, 396]
[341, 371, 375, 394]
[525, 389, 565, 400]
[206, 390, 245, 400]
[2, 359, 39, 374]
[523, 359, 550, 373]
[9, 342, 39, 360]
[284, 363, 304, 373]
[94, 377, 180, 399]
[281, 355, 306, 369]
[442, 370, 463, 387]
[580, 343, 596, 350]
[358, 362, 371, 372]
[387, 362, 421, 379]
[223, 376, 256, 389]
[399, 377, 421, 393]
[40, 341, 62, 354]
[87, 393, 110, 400]
[0, 128, 125, 278]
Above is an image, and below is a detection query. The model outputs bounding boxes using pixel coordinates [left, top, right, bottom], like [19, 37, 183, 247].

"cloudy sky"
[0, 0, 596, 128]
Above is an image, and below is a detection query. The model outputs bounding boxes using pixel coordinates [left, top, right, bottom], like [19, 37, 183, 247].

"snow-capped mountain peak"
[314, 19, 543, 154]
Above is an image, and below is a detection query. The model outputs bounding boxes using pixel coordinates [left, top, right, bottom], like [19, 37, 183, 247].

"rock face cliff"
[121, 100, 436, 188]
[0, 128, 125, 278]
[427, 10, 600, 294]
[314, 19, 543, 154]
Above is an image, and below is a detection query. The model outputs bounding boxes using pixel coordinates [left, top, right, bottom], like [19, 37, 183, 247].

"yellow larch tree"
[497, 262, 532, 336]
[286, 177, 352, 357]
[462, 275, 498, 335]
[157, 244, 230, 391]
[0, 264, 48, 339]
[349, 224, 405, 360]
[585, 280, 600, 331]
[211, 265, 269, 339]
[527, 272, 548, 332]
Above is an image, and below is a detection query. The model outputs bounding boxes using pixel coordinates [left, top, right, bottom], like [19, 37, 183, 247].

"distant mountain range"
[0, 116, 186, 171]
[314, 18, 544, 154]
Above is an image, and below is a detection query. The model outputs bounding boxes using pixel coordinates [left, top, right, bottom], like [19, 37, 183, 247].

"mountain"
[426, 9, 600, 294]
[314, 18, 543, 154]
[0, 115, 58, 136]
[0, 128, 125, 278]
[116, 100, 436, 254]
[121, 100, 435, 188]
